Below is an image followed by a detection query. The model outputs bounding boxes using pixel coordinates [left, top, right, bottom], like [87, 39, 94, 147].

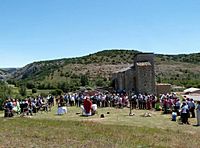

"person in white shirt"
[181, 102, 189, 124]
[175, 99, 181, 116]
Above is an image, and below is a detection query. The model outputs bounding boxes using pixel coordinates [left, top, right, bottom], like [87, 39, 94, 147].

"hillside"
[0, 73, 4, 81]
[7, 49, 200, 91]
[1, 68, 17, 73]
[0, 69, 8, 80]
[0, 68, 17, 80]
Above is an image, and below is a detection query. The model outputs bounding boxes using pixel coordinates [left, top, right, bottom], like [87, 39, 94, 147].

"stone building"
[112, 53, 156, 94]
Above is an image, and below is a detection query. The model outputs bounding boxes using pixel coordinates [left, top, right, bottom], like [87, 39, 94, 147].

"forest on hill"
[2, 49, 200, 92]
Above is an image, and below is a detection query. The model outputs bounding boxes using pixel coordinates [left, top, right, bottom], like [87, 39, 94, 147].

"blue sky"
[0, 0, 200, 67]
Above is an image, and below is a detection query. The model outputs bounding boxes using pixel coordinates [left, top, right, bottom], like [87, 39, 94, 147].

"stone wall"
[112, 71, 126, 91]
[156, 83, 171, 96]
[136, 63, 156, 94]
[124, 68, 134, 92]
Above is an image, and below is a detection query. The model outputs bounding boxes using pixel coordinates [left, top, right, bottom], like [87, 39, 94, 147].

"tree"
[95, 78, 104, 87]
[0, 82, 13, 110]
[32, 88, 37, 94]
[80, 75, 89, 86]
[26, 82, 35, 89]
[19, 85, 27, 97]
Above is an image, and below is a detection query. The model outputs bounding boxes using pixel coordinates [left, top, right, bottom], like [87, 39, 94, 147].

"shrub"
[32, 88, 37, 94]
[50, 89, 63, 96]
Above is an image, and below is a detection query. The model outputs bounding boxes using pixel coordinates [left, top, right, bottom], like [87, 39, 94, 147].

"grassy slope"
[0, 107, 200, 147]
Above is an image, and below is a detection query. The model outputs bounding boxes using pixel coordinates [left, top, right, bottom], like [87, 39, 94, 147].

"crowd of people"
[3, 95, 54, 117]
[59, 92, 129, 108]
[2, 90, 200, 126]
[56, 91, 200, 125]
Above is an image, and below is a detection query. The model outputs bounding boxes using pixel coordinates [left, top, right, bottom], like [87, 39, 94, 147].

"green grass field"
[0, 107, 200, 148]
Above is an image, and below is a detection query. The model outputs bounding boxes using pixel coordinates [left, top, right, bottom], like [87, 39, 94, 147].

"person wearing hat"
[196, 101, 200, 126]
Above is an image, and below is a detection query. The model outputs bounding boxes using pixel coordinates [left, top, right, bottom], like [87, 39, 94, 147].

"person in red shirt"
[84, 97, 92, 114]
